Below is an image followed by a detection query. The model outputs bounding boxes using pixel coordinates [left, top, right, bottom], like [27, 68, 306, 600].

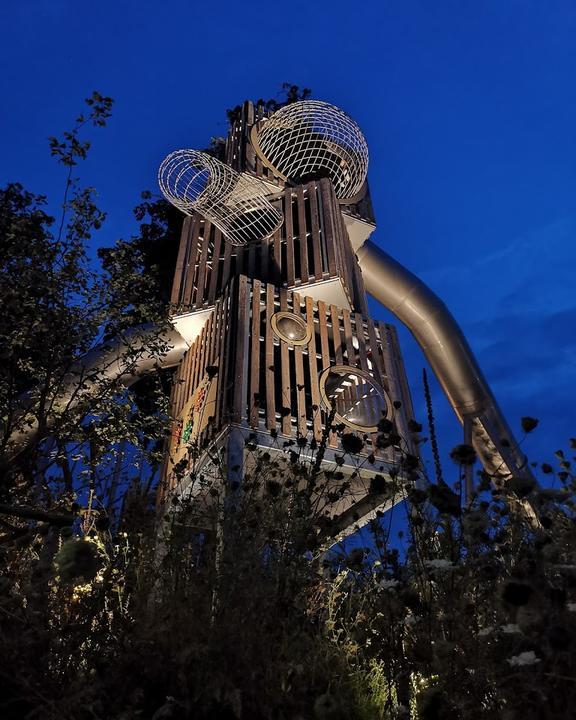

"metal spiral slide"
[356, 239, 532, 484]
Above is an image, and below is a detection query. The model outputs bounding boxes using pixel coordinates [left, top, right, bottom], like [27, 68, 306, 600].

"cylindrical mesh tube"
[158, 149, 283, 246]
[252, 101, 368, 201]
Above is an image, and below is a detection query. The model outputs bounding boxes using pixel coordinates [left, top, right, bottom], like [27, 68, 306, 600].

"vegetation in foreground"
[1, 91, 575, 720]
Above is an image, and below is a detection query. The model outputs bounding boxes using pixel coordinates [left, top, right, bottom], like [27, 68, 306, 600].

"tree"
[0, 92, 172, 545]
[0, 93, 181, 717]
[98, 190, 182, 310]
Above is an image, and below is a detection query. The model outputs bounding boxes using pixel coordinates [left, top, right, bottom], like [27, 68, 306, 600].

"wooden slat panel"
[178, 342, 191, 414]
[175, 345, 188, 416]
[355, 313, 380, 447]
[195, 223, 212, 308]
[285, 192, 295, 287]
[354, 313, 369, 372]
[309, 186, 323, 280]
[206, 305, 220, 433]
[386, 324, 416, 453]
[181, 346, 194, 414]
[209, 304, 219, 365]
[367, 319, 385, 380]
[297, 186, 308, 281]
[195, 322, 205, 392]
[214, 294, 228, 427]
[221, 234, 233, 288]
[279, 289, 291, 436]
[341, 308, 356, 410]
[342, 309, 355, 364]
[172, 353, 184, 416]
[181, 217, 201, 307]
[200, 308, 217, 436]
[190, 333, 200, 400]
[377, 321, 401, 402]
[265, 283, 276, 431]
[259, 234, 269, 279]
[171, 217, 191, 306]
[318, 300, 337, 448]
[318, 301, 331, 370]
[207, 228, 222, 306]
[245, 102, 255, 173]
[247, 242, 256, 279]
[337, 215, 354, 309]
[203, 311, 214, 373]
[208, 305, 222, 434]
[186, 344, 197, 410]
[273, 224, 282, 286]
[305, 296, 322, 441]
[203, 313, 212, 367]
[198, 313, 209, 385]
[232, 276, 249, 422]
[336, 213, 350, 305]
[176, 350, 187, 439]
[339, 209, 369, 315]
[367, 323, 389, 456]
[320, 181, 337, 278]
[354, 263, 369, 315]
[330, 305, 343, 364]
[377, 320, 409, 459]
[292, 292, 307, 438]
[220, 283, 235, 426]
[236, 245, 245, 278]
[249, 279, 261, 428]
[218, 298, 227, 426]
[323, 326, 337, 452]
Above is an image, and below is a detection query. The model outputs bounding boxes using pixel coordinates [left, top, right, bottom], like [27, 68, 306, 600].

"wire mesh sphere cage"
[251, 100, 369, 202]
[158, 149, 284, 246]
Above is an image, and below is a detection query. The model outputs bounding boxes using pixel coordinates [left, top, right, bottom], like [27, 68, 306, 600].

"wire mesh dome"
[158, 150, 284, 246]
[251, 101, 369, 201]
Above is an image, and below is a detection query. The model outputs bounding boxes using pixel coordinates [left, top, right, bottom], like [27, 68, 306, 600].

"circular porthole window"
[271, 311, 311, 346]
[319, 365, 390, 432]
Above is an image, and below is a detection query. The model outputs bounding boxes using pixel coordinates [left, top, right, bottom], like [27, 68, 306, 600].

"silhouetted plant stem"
[310, 405, 336, 486]
[423, 367, 444, 486]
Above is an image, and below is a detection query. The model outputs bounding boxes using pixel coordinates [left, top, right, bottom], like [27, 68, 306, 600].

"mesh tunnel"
[158, 149, 284, 246]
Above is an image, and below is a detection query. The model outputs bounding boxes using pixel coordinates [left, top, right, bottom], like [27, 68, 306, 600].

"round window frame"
[270, 311, 312, 346]
[319, 364, 392, 433]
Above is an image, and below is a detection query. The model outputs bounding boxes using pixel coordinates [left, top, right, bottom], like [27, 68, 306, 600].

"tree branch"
[0, 503, 74, 526]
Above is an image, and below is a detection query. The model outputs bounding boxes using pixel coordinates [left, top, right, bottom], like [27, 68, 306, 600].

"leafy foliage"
[226, 82, 312, 125]
[2, 396, 576, 719]
[0, 93, 171, 588]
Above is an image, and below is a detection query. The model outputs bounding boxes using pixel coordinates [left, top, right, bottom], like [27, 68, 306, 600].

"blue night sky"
[1, 0, 575, 478]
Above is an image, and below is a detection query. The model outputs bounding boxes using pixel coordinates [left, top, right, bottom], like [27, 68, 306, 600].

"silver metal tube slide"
[4, 324, 188, 462]
[356, 239, 531, 481]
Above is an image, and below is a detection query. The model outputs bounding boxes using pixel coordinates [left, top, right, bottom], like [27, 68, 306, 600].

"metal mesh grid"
[158, 149, 284, 246]
[252, 101, 369, 201]
[320, 365, 390, 432]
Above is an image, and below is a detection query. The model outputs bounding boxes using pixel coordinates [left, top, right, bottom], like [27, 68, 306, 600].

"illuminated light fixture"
[251, 100, 369, 202]
[319, 365, 390, 432]
[158, 149, 284, 246]
[270, 311, 311, 346]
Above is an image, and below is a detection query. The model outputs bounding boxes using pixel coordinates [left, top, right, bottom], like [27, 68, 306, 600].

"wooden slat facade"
[226, 101, 285, 186]
[162, 277, 416, 494]
[169, 180, 367, 316]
